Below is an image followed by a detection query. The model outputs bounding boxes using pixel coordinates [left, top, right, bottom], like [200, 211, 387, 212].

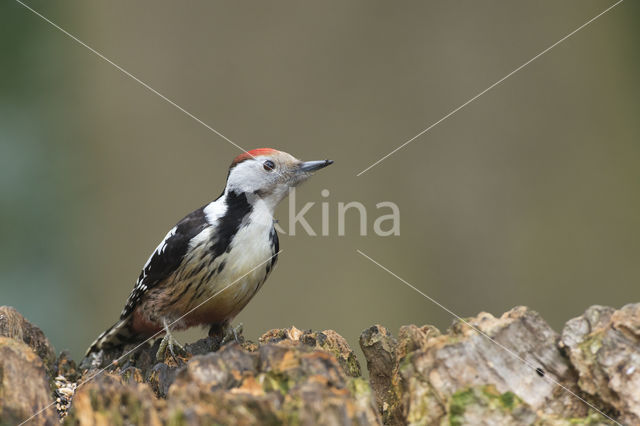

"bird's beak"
[299, 159, 334, 173]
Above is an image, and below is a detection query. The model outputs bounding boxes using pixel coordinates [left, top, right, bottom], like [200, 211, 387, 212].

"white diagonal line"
[18, 250, 282, 426]
[14, 0, 248, 154]
[356, 249, 622, 426]
[15, 0, 307, 183]
[356, 0, 624, 176]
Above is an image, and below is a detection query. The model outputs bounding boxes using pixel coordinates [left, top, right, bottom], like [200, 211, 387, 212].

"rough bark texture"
[560, 304, 640, 425]
[0, 304, 637, 425]
[0, 306, 56, 371]
[0, 337, 56, 425]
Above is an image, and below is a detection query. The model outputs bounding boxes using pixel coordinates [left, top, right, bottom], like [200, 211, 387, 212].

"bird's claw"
[156, 330, 185, 363]
[221, 322, 244, 345]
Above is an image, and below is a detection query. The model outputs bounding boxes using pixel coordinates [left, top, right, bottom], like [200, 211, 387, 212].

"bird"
[86, 148, 332, 360]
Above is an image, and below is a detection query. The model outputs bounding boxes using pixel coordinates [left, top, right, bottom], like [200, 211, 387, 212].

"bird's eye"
[263, 160, 275, 171]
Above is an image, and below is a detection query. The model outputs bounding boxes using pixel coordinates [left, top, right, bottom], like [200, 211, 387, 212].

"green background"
[1, 1, 638, 362]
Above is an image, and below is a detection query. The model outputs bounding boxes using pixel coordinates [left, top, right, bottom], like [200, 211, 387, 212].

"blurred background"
[1, 1, 638, 362]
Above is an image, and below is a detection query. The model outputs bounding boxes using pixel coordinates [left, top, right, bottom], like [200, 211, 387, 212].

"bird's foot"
[221, 322, 244, 345]
[156, 322, 186, 363]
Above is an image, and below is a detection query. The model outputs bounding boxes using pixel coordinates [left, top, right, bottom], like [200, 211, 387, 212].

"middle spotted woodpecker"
[87, 148, 332, 359]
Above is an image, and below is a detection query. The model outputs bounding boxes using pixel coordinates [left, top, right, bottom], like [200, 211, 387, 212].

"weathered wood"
[1, 305, 638, 425]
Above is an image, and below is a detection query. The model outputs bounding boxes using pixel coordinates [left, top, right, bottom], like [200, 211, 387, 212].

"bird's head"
[225, 148, 333, 210]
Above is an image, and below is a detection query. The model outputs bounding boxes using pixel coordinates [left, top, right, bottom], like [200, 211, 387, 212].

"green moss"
[448, 386, 525, 426]
[315, 338, 361, 377]
[498, 391, 515, 409]
[280, 398, 303, 426]
[564, 410, 617, 425]
[578, 333, 603, 358]
[262, 371, 291, 395]
[449, 389, 475, 426]
[344, 353, 362, 377]
[397, 350, 415, 373]
[347, 377, 371, 398]
[167, 409, 187, 426]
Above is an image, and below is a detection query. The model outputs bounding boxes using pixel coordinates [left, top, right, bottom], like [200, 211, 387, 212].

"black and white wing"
[120, 206, 209, 319]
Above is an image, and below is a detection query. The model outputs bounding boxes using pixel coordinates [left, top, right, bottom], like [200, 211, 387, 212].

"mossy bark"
[2, 305, 639, 425]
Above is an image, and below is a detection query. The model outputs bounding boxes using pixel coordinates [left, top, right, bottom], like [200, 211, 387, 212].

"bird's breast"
[168, 219, 277, 326]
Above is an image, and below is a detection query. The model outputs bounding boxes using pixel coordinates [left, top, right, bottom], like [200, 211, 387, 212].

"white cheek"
[227, 160, 286, 195]
[227, 161, 264, 192]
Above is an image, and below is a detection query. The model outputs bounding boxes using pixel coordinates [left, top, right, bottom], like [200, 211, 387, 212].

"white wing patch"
[145, 226, 177, 269]
[204, 196, 228, 224]
[137, 225, 178, 283]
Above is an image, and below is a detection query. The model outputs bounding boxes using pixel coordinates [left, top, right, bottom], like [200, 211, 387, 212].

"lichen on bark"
[1, 304, 638, 425]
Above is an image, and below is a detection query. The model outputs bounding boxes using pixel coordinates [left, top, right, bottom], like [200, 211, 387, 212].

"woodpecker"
[87, 148, 332, 359]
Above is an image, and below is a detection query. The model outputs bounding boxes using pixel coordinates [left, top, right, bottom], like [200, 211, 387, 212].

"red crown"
[231, 148, 278, 167]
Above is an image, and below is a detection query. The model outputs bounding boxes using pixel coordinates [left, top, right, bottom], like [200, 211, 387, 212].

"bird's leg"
[208, 322, 225, 337]
[207, 322, 244, 347]
[156, 318, 184, 362]
[221, 322, 244, 345]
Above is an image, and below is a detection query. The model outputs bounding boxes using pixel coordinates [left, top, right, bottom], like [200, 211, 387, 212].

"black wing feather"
[120, 206, 208, 318]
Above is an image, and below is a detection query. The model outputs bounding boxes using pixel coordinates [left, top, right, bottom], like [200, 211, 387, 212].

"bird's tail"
[85, 315, 141, 356]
